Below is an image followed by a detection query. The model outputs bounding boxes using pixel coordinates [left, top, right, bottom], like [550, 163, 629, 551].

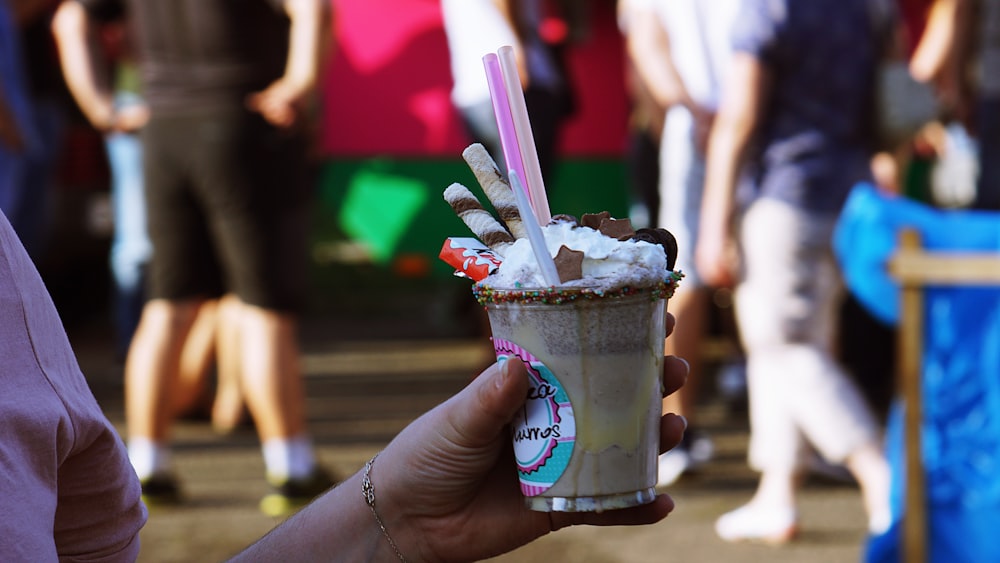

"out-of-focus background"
[40, 0, 634, 334]
[9, 0, 967, 560]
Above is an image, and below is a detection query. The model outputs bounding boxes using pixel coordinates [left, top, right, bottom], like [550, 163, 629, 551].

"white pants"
[657, 106, 705, 287]
[735, 198, 880, 472]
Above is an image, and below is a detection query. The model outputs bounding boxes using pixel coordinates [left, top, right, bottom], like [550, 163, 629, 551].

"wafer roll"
[443, 183, 515, 252]
[461, 144, 527, 240]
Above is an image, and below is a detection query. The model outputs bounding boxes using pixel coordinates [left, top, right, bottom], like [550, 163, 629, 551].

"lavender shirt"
[0, 210, 146, 561]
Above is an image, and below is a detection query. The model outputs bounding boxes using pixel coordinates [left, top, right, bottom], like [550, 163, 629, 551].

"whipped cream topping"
[483, 221, 669, 290]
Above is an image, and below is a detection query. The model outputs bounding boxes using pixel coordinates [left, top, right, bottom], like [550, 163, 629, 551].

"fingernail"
[678, 357, 690, 378]
[497, 359, 510, 389]
[679, 415, 688, 432]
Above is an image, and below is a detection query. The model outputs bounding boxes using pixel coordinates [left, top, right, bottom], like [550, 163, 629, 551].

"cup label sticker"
[494, 338, 576, 497]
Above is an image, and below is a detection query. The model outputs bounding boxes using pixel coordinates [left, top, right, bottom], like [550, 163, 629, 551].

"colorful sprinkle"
[473, 271, 684, 305]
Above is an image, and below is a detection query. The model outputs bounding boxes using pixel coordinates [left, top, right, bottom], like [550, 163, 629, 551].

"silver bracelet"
[362, 452, 407, 562]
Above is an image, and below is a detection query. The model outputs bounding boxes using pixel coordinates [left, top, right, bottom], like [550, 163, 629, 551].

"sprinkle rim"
[473, 271, 684, 305]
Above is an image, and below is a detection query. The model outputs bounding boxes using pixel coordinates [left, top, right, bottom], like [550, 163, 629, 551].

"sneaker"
[685, 428, 715, 468]
[658, 427, 715, 487]
[140, 473, 181, 507]
[715, 503, 798, 544]
[259, 467, 336, 517]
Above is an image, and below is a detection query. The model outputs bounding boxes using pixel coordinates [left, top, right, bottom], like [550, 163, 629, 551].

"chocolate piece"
[580, 211, 611, 230]
[554, 245, 584, 283]
[632, 228, 678, 271]
[598, 217, 635, 240]
[549, 214, 578, 226]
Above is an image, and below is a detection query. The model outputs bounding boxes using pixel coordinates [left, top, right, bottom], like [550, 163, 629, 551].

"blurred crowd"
[0, 0, 995, 557]
[618, 0, 988, 547]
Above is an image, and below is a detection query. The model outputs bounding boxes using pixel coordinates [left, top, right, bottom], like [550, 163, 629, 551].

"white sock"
[262, 435, 316, 481]
[128, 438, 171, 480]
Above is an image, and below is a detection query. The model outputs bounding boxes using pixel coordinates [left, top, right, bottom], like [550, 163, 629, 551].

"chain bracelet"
[362, 452, 407, 562]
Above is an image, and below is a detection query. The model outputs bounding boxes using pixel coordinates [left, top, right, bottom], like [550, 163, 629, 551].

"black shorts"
[142, 110, 311, 312]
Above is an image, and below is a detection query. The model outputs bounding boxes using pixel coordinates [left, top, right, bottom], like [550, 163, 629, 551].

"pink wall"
[320, 0, 629, 158]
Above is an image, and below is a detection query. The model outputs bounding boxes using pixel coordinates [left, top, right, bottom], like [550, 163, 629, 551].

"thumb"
[444, 359, 528, 448]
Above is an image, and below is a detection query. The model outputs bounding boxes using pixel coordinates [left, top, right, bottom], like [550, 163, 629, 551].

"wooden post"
[896, 229, 926, 563]
[887, 227, 1000, 562]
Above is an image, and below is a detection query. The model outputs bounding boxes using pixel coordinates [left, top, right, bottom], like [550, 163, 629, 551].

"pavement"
[71, 312, 872, 563]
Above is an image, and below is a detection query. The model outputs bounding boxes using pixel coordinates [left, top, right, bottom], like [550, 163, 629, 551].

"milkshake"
[475, 220, 678, 512]
[440, 144, 680, 512]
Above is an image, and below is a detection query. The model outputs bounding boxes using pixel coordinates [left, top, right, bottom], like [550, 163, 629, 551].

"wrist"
[362, 451, 416, 562]
[89, 104, 117, 132]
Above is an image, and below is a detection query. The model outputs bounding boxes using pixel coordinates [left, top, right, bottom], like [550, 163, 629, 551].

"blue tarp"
[833, 184, 1000, 562]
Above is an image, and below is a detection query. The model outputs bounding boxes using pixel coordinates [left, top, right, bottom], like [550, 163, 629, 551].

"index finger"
[662, 355, 688, 398]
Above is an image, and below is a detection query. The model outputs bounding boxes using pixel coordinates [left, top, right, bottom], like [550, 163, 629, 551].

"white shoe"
[868, 508, 892, 535]
[657, 448, 691, 487]
[715, 503, 798, 544]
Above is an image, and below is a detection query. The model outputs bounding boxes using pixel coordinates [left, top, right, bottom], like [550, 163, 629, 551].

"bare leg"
[657, 286, 712, 485]
[171, 299, 219, 417]
[212, 293, 246, 433]
[237, 300, 306, 441]
[749, 468, 800, 509]
[126, 299, 202, 444]
[846, 441, 892, 533]
[662, 286, 710, 421]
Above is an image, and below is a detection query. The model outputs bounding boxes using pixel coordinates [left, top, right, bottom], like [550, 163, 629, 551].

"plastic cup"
[477, 286, 667, 512]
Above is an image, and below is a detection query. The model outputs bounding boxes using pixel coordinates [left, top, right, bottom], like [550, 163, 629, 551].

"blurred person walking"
[696, 0, 892, 543]
[441, 0, 575, 185]
[621, 0, 741, 485]
[64, 0, 333, 516]
[51, 0, 247, 435]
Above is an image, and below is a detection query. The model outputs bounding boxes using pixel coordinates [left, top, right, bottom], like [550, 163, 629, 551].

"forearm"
[51, 1, 114, 130]
[701, 57, 762, 225]
[231, 470, 403, 562]
[697, 53, 766, 288]
[281, 0, 327, 93]
[701, 120, 745, 228]
[909, 0, 961, 83]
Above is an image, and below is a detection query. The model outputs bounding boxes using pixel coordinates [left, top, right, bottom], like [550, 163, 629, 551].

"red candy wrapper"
[440, 237, 503, 281]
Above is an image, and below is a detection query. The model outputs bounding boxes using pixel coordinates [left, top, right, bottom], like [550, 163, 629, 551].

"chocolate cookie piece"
[598, 217, 635, 240]
[554, 245, 584, 283]
[632, 228, 679, 271]
[580, 211, 611, 230]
